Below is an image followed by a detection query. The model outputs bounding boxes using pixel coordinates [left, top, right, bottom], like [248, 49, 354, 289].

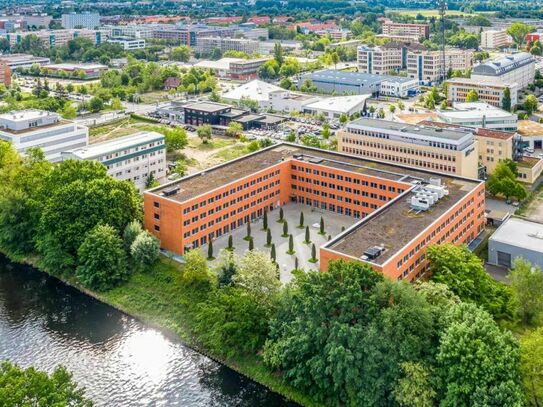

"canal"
[0, 255, 296, 406]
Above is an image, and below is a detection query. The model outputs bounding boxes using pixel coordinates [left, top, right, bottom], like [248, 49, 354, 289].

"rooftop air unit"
[363, 246, 383, 260]
[410, 196, 430, 211]
[162, 187, 180, 197]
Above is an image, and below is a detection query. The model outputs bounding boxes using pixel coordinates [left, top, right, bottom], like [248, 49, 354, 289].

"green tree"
[427, 244, 515, 321]
[310, 243, 316, 262]
[214, 249, 237, 287]
[88, 96, 104, 113]
[319, 216, 325, 235]
[321, 123, 331, 139]
[502, 87, 512, 111]
[183, 249, 216, 289]
[61, 103, 77, 119]
[0, 362, 92, 406]
[436, 303, 523, 406]
[465, 89, 479, 102]
[507, 22, 535, 47]
[298, 211, 304, 228]
[227, 121, 243, 137]
[508, 258, 543, 325]
[171, 45, 191, 62]
[524, 94, 539, 115]
[165, 127, 188, 151]
[263, 209, 268, 230]
[273, 42, 284, 66]
[123, 220, 143, 253]
[197, 124, 212, 144]
[282, 220, 289, 237]
[487, 161, 527, 201]
[287, 234, 294, 254]
[393, 362, 436, 407]
[304, 225, 310, 244]
[234, 250, 280, 300]
[520, 328, 543, 407]
[266, 228, 272, 247]
[76, 224, 128, 291]
[130, 231, 160, 270]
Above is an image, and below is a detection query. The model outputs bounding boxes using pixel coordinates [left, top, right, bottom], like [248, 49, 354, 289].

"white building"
[0, 109, 88, 162]
[195, 37, 260, 55]
[438, 102, 518, 131]
[480, 30, 511, 50]
[61, 12, 101, 29]
[471, 52, 535, 90]
[407, 48, 473, 84]
[303, 94, 371, 119]
[446, 77, 519, 108]
[61, 131, 166, 192]
[108, 37, 146, 50]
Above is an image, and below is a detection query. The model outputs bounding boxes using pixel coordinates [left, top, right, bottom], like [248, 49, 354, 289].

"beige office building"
[446, 77, 519, 108]
[337, 118, 479, 179]
[480, 30, 510, 49]
[407, 48, 473, 84]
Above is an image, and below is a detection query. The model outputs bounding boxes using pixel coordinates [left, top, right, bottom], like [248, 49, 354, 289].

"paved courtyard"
[209, 204, 356, 282]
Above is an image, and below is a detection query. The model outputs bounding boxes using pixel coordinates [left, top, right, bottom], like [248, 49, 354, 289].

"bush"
[182, 249, 216, 289]
[130, 231, 160, 271]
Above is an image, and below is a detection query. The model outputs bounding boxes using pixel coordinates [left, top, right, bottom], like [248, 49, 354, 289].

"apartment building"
[337, 117, 479, 178]
[471, 52, 535, 90]
[1, 29, 103, 48]
[61, 132, 166, 192]
[195, 37, 260, 56]
[382, 21, 429, 40]
[407, 48, 473, 84]
[144, 144, 485, 282]
[438, 102, 518, 131]
[0, 109, 88, 162]
[446, 77, 519, 108]
[61, 12, 100, 29]
[480, 30, 510, 49]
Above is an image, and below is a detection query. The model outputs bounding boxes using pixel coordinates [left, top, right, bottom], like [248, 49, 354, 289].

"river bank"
[0, 250, 320, 407]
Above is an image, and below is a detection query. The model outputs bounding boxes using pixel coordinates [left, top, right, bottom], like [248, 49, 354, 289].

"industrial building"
[298, 70, 418, 98]
[337, 117, 479, 178]
[144, 143, 485, 282]
[488, 217, 543, 269]
[471, 53, 535, 90]
[0, 109, 88, 162]
[61, 132, 167, 192]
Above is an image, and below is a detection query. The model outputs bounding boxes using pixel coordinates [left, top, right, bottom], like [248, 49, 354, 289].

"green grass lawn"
[89, 117, 171, 140]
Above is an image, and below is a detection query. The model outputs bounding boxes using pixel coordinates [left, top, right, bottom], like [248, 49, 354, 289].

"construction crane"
[437, 0, 447, 83]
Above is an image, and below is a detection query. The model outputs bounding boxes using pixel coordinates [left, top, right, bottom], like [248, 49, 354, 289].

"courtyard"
[209, 203, 356, 282]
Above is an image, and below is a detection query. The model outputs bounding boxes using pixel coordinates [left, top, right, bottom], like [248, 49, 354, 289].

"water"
[0, 256, 297, 406]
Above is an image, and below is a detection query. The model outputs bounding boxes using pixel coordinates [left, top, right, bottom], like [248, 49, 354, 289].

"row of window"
[293, 184, 389, 204]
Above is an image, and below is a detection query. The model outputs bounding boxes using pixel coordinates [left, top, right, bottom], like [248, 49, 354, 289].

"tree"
[123, 220, 143, 253]
[88, 96, 104, 113]
[508, 258, 543, 326]
[339, 113, 348, 124]
[502, 87, 512, 111]
[61, 103, 77, 119]
[0, 362, 92, 406]
[263, 209, 268, 230]
[282, 220, 289, 237]
[183, 249, 215, 289]
[319, 216, 325, 235]
[520, 328, 543, 407]
[194, 287, 272, 358]
[507, 22, 535, 47]
[227, 235, 234, 251]
[436, 303, 523, 406]
[248, 236, 254, 251]
[304, 225, 310, 244]
[393, 362, 436, 407]
[298, 211, 304, 228]
[227, 121, 243, 138]
[165, 127, 188, 151]
[246, 222, 252, 239]
[234, 250, 281, 299]
[171, 45, 191, 62]
[263, 261, 435, 406]
[465, 89, 479, 102]
[524, 94, 539, 115]
[130, 231, 160, 270]
[279, 207, 284, 222]
[389, 104, 396, 113]
[197, 124, 212, 144]
[76, 224, 128, 291]
[214, 249, 237, 287]
[270, 243, 276, 263]
[310, 243, 316, 262]
[427, 244, 515, 321]
[37, 177, 141, 273]
[273, 42, 284, 66]
[287, 234, 294, 254]
[487, 161, 527, 201]
[266, 228, 272, 247]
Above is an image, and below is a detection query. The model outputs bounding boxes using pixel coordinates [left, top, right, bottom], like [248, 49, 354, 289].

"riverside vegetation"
[0, 140, 542, 406]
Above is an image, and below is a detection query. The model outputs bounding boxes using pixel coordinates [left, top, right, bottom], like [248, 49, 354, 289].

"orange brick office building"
[144, 144, 485, 282]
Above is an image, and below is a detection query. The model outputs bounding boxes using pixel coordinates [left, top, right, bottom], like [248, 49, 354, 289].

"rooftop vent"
[362, 246, 384, 261]
[162, 187, 180, 197]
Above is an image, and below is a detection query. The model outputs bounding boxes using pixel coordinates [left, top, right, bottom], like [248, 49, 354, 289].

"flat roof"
[64, 131, 164, 159]
[439, 102, 516, 120]
[147, 144, 481, 264]
[490, 217, 543, 253]
[348, 117, 472, 141]
[517, 120, 543, 137]
[304, 70, 415, 85]
[305, 94, 371, 113]
[183, 101, 231, 113]
[44, 63, 108, 70]
[418, 120, 515, 141]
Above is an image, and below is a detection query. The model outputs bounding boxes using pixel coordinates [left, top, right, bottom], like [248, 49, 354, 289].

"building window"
[154, 225, 160, 232]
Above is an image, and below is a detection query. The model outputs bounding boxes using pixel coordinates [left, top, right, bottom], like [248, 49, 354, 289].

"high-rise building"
[358, 42, 424, 75]
[61, 12, 100, 29]
[407, 48, 473, 84]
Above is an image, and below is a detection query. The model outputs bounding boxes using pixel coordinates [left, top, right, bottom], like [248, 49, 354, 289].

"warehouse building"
[488, 217, 543, 269]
